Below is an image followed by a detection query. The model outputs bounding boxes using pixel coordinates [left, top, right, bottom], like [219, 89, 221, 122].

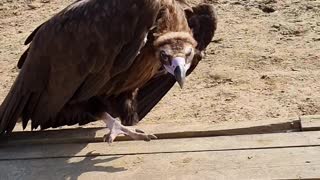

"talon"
[149, 134, 157, 140]
[146, 134, 158, 141]
[103, 134, 108, 142]
[103, 133, 114, 144]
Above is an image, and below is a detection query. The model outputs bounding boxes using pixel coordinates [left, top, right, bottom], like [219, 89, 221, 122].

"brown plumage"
[0, 0, 217, 141]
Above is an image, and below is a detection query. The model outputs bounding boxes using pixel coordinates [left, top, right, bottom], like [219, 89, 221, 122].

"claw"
[146, 134, 157, 140]
[103, 134, 113, 144]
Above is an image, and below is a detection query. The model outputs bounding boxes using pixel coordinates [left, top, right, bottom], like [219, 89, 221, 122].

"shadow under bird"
[0, 0, 217, 143]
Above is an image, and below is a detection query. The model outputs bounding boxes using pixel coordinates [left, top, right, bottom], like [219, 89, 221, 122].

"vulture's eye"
[160, 50, 170, 61]
[186, 48, 192, 57]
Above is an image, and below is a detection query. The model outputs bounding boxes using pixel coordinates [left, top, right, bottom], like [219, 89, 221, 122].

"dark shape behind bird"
[0, 0, 217, 143]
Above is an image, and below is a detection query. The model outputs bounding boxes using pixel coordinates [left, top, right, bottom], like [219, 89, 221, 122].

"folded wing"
[0, 0, 161, 133]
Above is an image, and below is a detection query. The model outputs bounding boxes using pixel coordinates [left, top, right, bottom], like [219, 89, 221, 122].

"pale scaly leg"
[102, 113, 157, 143]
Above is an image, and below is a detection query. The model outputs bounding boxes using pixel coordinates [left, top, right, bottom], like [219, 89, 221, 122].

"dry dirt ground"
[0, 0, 320, 131]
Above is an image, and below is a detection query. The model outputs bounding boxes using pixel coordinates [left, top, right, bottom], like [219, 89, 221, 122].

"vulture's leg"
[102, 113, 157, 143]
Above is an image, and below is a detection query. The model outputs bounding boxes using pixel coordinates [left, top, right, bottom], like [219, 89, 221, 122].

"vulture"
[0, 0, 217, 143]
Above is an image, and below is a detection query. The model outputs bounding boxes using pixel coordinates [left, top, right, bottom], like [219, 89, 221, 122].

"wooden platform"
[1, 115, 320, 180]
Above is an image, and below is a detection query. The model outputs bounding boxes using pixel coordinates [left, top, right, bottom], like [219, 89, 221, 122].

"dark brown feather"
[17, 47, 29, 69]
[24, 23, 44, 45]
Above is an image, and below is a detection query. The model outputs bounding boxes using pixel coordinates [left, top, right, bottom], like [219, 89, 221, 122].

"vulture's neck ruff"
[153, 31, 197, 48]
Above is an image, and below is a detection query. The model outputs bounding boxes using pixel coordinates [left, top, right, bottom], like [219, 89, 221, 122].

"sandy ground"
[0, 0, 320, 131]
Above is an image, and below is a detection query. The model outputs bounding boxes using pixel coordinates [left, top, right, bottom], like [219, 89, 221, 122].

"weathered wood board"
[1, 131, 320, 179]
[301, 115, 320, 131]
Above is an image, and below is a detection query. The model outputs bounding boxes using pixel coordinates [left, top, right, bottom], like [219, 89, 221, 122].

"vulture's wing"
[136, 4, 217, 121]
[0, 0, 161, 134]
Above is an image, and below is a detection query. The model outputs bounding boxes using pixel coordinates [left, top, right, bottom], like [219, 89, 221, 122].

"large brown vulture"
[0, 0, 217, 143]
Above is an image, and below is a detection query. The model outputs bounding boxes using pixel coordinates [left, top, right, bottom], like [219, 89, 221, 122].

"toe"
[135, 129, 145, 133]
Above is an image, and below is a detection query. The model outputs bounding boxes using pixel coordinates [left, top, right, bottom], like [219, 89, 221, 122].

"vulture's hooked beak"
[164, 57, 188, 89]
[174, 64, 186, 88]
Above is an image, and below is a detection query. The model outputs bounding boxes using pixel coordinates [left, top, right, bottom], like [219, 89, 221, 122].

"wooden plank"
[301, 115, 320, 131]
[1, 117, 301, 146]
[1, 146, 319, 180]
[1, 131, 319, 160]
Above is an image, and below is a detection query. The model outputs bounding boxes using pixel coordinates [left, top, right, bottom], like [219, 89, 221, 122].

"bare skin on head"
[156, 36, 196, 88]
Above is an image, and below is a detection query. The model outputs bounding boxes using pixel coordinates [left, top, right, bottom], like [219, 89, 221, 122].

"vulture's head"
[152, 1, 197, 88]
[154, 32, 197, 88]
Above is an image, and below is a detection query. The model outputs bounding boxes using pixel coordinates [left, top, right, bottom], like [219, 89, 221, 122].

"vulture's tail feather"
[137, 74, 176, 120]
[0, 79, 30, 135]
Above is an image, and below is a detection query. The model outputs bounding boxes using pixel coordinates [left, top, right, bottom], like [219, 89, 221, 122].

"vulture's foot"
[102, 113, 157, 143]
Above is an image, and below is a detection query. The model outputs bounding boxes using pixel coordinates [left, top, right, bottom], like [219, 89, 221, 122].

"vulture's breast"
[110, 47, 162, 94]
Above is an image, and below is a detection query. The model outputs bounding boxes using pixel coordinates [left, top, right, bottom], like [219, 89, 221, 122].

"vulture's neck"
[111, 0, 196, 94]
